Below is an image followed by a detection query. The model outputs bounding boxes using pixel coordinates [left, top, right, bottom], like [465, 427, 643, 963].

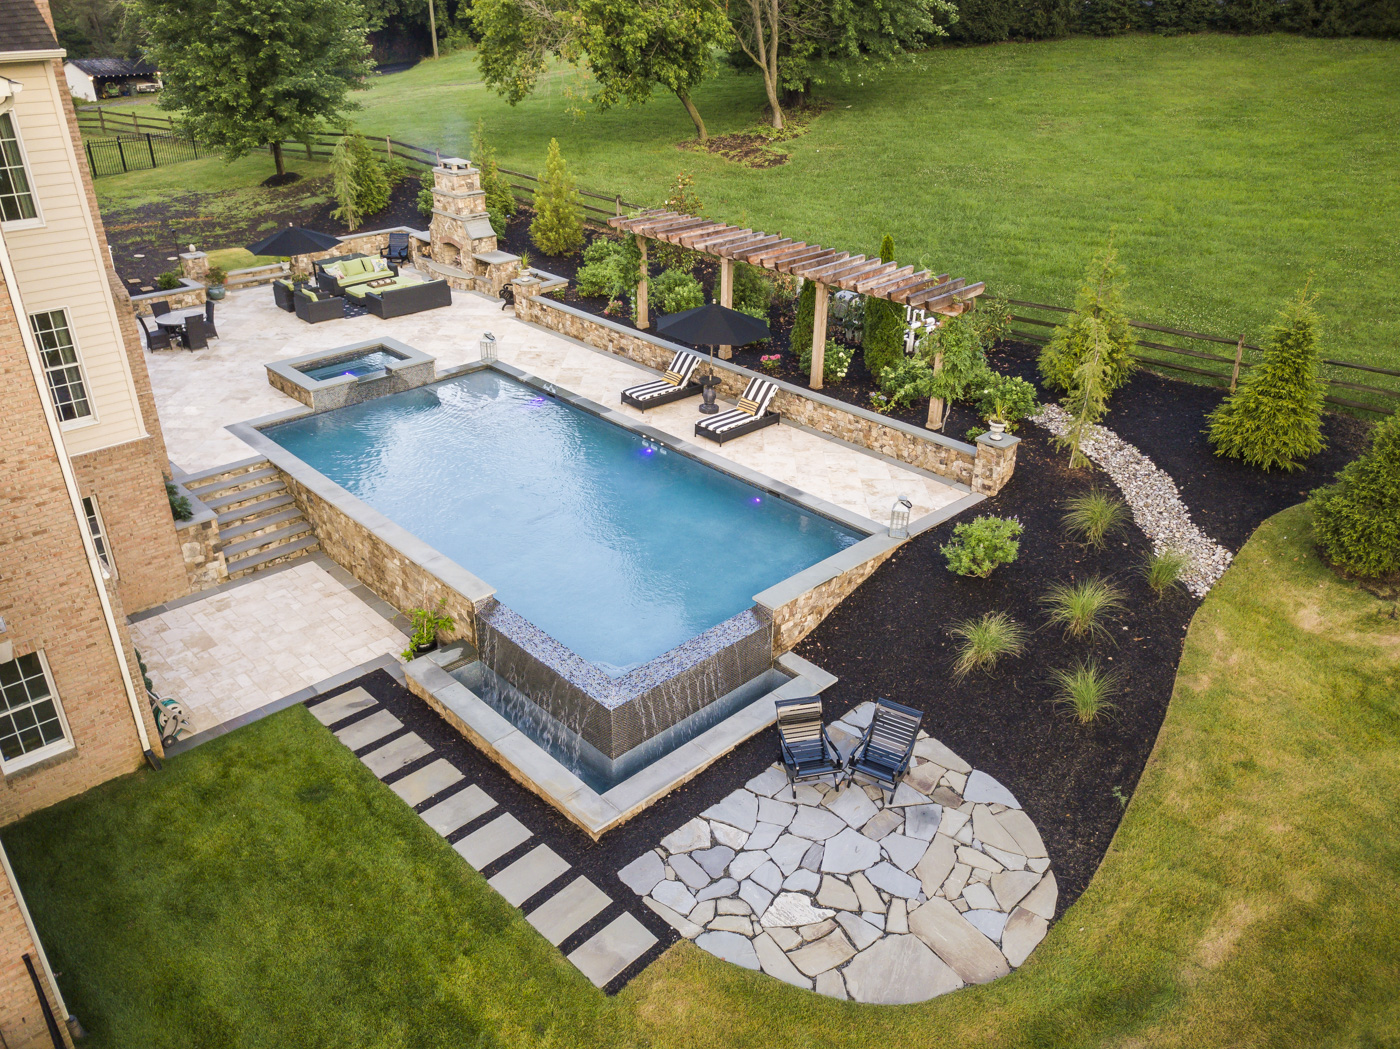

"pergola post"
[926, 349, 946, 430]
[718, 257, 734, 359]
[635, 235, 649, 329]
[810, 281, 829, 390]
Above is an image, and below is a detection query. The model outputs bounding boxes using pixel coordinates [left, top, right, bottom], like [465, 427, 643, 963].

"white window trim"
[29, 307, 99, 430]
[0, 109, 44, 232]
[0, 651, 76, 775]
[82, 494, 116, 579]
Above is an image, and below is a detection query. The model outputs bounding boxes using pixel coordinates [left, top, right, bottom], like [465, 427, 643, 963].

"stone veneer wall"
[130, 280, 206, 316]
[177, 513, 226, 591]
[266, 358, 436, 412]
[515, 295, 1019, 495]
[764, 546, 901, 656]
[279, 472, 482, 648]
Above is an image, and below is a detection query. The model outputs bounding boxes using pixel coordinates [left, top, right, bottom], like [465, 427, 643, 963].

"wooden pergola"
[608, 209, 986, 390]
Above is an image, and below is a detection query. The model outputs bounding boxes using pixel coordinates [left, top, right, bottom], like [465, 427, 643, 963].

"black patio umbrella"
[656, 302, 770, 350]
[245, 225, 342, 258]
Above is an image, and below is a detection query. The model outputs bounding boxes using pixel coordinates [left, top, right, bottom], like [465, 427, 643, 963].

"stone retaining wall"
[515, 295, 1019, 495]
[130, 279, 205, 316]
[176, 512, 226, 592]
[755, 535, 903, 656]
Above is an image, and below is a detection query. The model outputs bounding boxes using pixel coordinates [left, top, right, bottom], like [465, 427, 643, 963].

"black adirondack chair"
[775, 696, 846, 786]
[382, 231, 411, 265]
[137, 314, 171, 351]
[203, 300, 219, 338]
[845, 697, 923, 798]
[181, 314, 210, 350]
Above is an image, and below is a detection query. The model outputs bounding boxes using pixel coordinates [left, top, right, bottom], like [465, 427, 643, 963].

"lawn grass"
[342, 35, 1400, 369]
[4, 505, 1398, 1046]
[205, 248, 284, 272]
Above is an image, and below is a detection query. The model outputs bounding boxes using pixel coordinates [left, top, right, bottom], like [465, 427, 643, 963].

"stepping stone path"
[308, 687, 657, 989]
[618, 702, 1057, 1004]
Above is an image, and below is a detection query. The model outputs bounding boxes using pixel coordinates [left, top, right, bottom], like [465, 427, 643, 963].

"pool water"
[298, 350, 404, 382]
[265, 369, 861, 674]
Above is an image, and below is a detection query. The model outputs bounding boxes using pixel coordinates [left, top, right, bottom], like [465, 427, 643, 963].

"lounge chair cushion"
[662, 369, 684, 385]
[737, 397, 760, 415]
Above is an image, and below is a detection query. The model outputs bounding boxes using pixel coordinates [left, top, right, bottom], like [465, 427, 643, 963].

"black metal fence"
[83, 131, 201, 177]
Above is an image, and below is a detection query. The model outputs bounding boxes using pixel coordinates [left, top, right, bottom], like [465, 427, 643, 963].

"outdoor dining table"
[152, 309, 201, 331]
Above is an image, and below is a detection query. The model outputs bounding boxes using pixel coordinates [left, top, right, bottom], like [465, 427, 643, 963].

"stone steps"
[188, 464, 280, 502]
[226, 535, 319, 579]
[216, 492, 295, 528]
[309, 687, 659, 989]
[177, 455, 270, 492]
[203, 479, 285, 514]
[218, 506, 304, 543]
[191, 461, 320, 579]
[222, 521, 315, 561]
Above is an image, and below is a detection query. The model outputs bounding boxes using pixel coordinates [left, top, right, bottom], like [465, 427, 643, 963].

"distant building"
[63, 57, 159, 102]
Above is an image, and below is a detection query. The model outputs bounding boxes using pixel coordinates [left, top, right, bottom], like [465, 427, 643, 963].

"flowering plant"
[759, 354, 782, 374]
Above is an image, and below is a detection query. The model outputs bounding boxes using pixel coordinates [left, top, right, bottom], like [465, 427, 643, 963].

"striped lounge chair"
[620, 350, 704, 410]
[694, 376, 780, 445]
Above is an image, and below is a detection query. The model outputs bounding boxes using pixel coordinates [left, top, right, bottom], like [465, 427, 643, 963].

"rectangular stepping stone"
[455, 813, 531, 869]
[309, 687, 377, 726]
[489, 844, 571, 907]
[568, 914, 658, 988]
[391, 759, 464, 806]
[361, 733, 433, 778]
[422, 784, 497, 836]
[334, 709, 401, 750]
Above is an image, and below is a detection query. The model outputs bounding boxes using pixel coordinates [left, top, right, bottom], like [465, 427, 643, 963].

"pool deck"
[147, 275, 967, 525]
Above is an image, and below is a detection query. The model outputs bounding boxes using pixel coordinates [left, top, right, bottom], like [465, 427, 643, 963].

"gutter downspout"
[0, 236, 156, 763]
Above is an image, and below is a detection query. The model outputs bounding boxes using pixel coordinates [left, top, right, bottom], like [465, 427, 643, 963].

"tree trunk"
[271, 140, 285, 177]
[762, 72, 785, 130]
[676, 91, 708, 142]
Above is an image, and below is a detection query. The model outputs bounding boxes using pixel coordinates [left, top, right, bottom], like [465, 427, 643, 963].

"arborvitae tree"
[1040, 238, 1136, 398]
[1208, 289, 1327, 472]
[472, 119, 516, 218]
[862, 234, 905, 380]
[529, 138, 585, 256]
[1310, 412, 1400, 579]
[791, 278, 816, 358]
[1055, 309, 1115, 469]
[330, 136, 362, 231]
[330, 132, 389, 231]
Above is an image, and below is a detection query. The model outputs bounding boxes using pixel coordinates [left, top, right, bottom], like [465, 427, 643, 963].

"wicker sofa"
[365, 278, 452, 318]
[316, 255, 397, 295]
[293, 286, 345, 324]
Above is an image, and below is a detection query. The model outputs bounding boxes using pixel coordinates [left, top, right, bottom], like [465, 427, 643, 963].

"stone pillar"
[635, 236, 649, 330]
[428, 158, 497, 267]
[810, 281, 829, 390]
[179, 250, 209, 283]
[972, 431, 1020, 496]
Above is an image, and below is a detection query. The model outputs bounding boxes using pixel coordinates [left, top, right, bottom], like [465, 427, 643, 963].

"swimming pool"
[263, 369, 862, 675]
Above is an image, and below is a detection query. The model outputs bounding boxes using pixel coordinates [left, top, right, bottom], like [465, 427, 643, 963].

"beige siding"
[1, 60, 146, 454]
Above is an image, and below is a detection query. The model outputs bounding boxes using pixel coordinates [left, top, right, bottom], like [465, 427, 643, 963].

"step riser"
[219, 508, 306, 544]
[228, 540, 319, 579]
[189, 467, 280, 502]
[177, 457, 270, 491]
[211, 483, 288, 515]
[216, 494, 296, 529]
[222, 523, 314, 560]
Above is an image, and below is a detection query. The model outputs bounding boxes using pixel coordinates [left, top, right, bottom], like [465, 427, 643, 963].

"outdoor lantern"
[480, 331, 497, 363]
[889, 495, 913, 539]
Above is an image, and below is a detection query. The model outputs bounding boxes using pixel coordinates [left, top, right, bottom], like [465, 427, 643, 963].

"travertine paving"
[619, 702, 1056, 1004]
[311, 686, 658, 989]
[147, 280, 964, 524]
[130, 560, 407, 732]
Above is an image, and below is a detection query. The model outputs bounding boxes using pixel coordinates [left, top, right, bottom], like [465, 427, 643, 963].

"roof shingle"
[0, 0, 59, 54]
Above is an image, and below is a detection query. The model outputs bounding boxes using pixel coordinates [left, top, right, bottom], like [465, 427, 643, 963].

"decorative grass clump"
[1062, 489, 1129, 548]
[1143, 548, 1191, 596]
[949, 612, 1027, 679]
[1051, 659, 1121, 724]
[1043, 576, 1125, 640]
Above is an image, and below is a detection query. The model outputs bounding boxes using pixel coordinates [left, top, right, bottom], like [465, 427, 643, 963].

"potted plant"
[987, 397, 1009, 435]
[205, 265, 228, 301]
[400, 598, 455, 661]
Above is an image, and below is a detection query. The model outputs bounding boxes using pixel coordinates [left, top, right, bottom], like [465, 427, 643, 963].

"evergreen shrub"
[791, 278, 816, 358]
[652, 268, 703, 313]
[1309, 412, 1400, 578]
[942, 515, 1023, 578]
[576, 237, 640, 300]
[732, 261, 774, 320]
[530, 138, 584, 256]
[974, 373, 1039, 430]
[862, 234, 905, 380]
[473, 119, 516, 218]
[796, 338, 855, 383]
[1039, 239, 1136, 398]
[1208, 289, 1326, 471]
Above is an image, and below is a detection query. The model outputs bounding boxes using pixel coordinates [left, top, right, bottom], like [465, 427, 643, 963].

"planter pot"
[206, 285, 227, 301]
[989, 419, 1007, 435]
[411, 639, 439, 659]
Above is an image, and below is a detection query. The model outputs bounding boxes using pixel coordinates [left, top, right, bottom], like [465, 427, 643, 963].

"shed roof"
[68, 57, 157, 77]
[0, 0, 58, 54]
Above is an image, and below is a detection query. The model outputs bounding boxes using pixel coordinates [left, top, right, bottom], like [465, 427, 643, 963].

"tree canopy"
[133, 0, 372, 176]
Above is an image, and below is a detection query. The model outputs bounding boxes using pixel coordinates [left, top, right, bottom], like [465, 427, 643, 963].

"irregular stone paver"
[489, 844, 570, 907]
[390, 758, 464, 806]
[527, 876, 611, 945]
[623, 708, 1056, 1004]
[421, 783, 497, 836]
[361, 732, 434, 777]
[841, 935, 963, 1004]
[334, 709, 402, 751]
[454, 813, 531, 869]
[618, 851, 666, 897]
[308, 687, 377, 726]
[568, 914, 658, 988]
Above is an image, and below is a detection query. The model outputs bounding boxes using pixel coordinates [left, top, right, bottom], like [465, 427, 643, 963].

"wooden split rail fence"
[1005, 299, 1399, 416]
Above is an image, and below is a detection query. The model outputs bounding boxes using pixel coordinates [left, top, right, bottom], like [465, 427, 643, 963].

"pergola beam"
[778, 248, 843, 274]
[714, 234, 785, 259]
[855, 265, 914, 294]
[737, 238, 799, 263]
[834, 261, 897, 291]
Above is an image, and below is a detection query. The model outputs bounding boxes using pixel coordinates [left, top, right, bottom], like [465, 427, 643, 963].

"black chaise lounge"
[775, 696, 846, 787]
[621, 350, 704, 410]
[845, 697, 923, 799]
[694, 376, 780, 444]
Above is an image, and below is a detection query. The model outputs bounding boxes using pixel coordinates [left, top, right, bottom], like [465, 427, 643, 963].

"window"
[29, 310, 92, 423]
[0, 113, 37, 224]
[0, 652, 73, 770]
[82, 495, 114, 576]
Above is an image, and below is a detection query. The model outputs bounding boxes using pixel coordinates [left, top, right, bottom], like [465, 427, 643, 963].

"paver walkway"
[131, 559, 407, 732]
[618, 702, 1057, 1004]
[310, 685, 658, 989]
[148, 280, 965, 525]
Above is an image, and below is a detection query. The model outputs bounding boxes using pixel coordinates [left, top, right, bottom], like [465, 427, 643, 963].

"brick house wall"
[0, 861, 72, 1049]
